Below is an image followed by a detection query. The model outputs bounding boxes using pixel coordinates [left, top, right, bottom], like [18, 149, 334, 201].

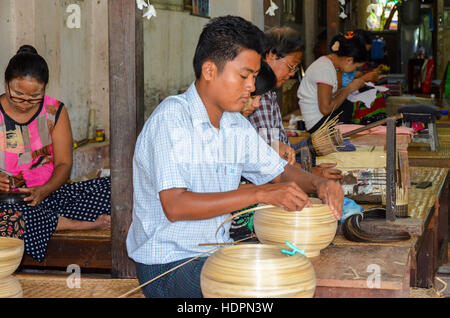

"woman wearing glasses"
[0, 45, 110, 262]
[247, 26, 304, 166]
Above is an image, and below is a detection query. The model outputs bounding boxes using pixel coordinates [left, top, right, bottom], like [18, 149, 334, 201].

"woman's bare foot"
[56, 215, 111, 232]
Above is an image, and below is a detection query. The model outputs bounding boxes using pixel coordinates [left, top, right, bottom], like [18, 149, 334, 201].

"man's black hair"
[193, 16, 266, 79]
[264, 26, 305, 58]
[252, 61, 276, 96]
[5, 45, 49, 84]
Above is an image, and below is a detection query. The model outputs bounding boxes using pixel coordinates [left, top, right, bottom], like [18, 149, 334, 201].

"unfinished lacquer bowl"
[0, 237, 24, 298]
[201, 244, 316, 298]
[254, 204, 338, 258]
[0, 276, 23, 298]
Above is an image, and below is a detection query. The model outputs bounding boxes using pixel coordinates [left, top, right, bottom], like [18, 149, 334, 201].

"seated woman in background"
[0, 45, 111, 262]
[340, 29, 387, 125]
[298, 31, 368, 133]
[248, 26, 304, 166]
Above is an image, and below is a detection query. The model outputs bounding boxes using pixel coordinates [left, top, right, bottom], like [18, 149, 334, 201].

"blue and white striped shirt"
[126, 83, 287, 265]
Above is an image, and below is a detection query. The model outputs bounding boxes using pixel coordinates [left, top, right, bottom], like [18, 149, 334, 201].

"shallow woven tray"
[15, 274, 144, 298]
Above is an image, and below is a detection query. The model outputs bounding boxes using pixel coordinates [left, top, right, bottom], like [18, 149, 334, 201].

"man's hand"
[312, 163, 343, 181]
[315, 179, 344, 220]
[256, 182, 312, 212]
[271, 141, 296, 165]
[17, 186, 50, 206]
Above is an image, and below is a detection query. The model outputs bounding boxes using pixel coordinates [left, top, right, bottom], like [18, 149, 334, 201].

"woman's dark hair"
[5, 45, 49, 84]
[264, 26, 305, 58]
[252, 61, 276, 96]
[193, 16, 266, 79]
[328, 32, 368, 63]
[354, 29, 373, 46]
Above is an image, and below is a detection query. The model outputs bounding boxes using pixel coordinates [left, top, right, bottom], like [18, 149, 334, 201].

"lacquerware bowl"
[0, 237, 24, 298]
[0, 237, 24, 279]
[254, 204, 338, 258]
[201, 244, 316, 298]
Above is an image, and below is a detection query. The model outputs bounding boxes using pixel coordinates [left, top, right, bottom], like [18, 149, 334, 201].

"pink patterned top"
[0, 95, 64, 188]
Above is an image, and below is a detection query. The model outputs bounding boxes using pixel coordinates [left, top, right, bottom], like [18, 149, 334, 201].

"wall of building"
[1, 0, 265, 138]
[0, 0, 109, 141]
[143, 0, 264, 118]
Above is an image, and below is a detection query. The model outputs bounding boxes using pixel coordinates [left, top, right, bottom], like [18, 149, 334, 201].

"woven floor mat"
[15, 274, 144, 298]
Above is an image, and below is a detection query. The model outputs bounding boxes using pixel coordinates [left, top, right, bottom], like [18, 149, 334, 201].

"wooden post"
[385, 118, 396, 222]
[303, 0, 318, 68]
[326, 0, 339, 49]
[108, 0, 144, 278]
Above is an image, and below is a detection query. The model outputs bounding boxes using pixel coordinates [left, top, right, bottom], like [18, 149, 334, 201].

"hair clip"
[345, 31, 355, 39]
[331, 41, 340, 52]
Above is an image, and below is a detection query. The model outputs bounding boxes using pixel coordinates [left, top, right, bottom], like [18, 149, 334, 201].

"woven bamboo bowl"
[254, 204, 338, 258]
[0, 237, 24, 279]
[201, 244, 316, 298]
[0, 276, 23, 298]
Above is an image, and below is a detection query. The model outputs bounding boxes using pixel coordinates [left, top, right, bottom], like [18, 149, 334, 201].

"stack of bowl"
[201, 244, 316, 298]
[253, 204, 338, 258]
[0, 237, 24, 298]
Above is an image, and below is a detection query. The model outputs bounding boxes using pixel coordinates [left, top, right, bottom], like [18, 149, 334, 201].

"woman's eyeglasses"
[281, 59, 299, 74]
[7, 84, 43, 105]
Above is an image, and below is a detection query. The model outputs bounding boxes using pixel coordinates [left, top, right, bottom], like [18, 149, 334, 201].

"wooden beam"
[385, 118, 396, 222]
[326, 0, 339, 48]
[108, 0, 144, 278]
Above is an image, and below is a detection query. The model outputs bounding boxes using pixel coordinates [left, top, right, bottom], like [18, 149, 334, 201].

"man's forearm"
[276, 164, 323, 194]
[160, 186, 262, 222]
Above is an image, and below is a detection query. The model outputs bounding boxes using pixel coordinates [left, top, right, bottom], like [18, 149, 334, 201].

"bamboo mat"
[14, 274, 442, 298]
[15, 274, 144, 298]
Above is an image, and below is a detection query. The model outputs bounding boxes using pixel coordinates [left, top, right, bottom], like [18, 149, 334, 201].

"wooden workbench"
[309, 166, 448, 297]
[408, 127, 450, 168]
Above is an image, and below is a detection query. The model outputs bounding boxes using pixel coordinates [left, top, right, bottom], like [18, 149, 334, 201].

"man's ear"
[201, 60, 218, 81]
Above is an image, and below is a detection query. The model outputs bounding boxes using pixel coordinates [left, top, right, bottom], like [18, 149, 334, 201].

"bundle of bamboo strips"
[311, 115, 344, 156]
[395, 186, 409, 218]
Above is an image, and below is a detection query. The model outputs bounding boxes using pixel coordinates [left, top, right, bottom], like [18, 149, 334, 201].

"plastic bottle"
[441, 109, 449, 121]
